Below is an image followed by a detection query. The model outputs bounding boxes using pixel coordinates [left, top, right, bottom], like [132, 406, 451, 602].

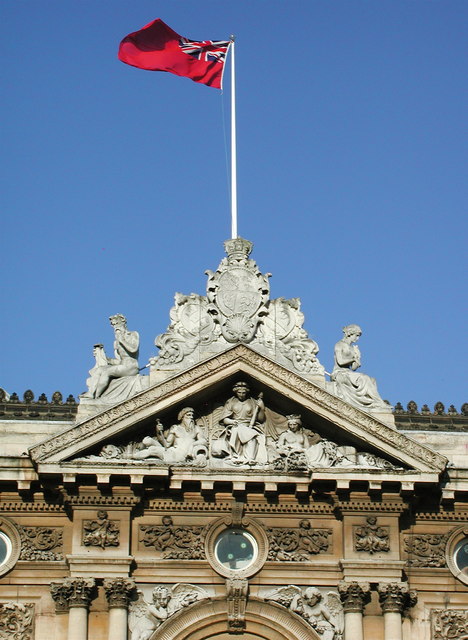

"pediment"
[29, 345, 447, 482]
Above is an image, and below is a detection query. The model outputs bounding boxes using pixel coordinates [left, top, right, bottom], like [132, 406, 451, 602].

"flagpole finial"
[230, 34, 235, 42]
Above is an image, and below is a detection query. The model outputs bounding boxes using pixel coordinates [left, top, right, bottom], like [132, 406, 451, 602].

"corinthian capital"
[378, 582, 417, 613]
[338, 581, 371, 613]
[50, 578, 95, 612]
[104, 578, 136, 609]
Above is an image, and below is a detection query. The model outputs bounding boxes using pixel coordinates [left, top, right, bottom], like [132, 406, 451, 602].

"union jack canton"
[179, 38, 230, 64]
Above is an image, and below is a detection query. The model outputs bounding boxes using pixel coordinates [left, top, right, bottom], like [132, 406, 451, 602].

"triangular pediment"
[29, 345, 447, 483]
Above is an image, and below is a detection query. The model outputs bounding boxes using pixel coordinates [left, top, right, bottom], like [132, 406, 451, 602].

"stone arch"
[153, 597, 320, 640]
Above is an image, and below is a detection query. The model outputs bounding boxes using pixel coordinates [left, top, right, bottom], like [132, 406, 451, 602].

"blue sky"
[1, 1, 467, 410]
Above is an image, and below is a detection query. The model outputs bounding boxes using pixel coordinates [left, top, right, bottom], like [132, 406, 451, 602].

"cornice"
[29, 345, 447, 473]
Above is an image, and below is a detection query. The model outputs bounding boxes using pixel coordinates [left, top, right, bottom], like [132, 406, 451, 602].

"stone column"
[338, 581, 371, 640]
[378, 582, 417, 640]
[50, 578, 95, 640]
[104, 578, 136, 640]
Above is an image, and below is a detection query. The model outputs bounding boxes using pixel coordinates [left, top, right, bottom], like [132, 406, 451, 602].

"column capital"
[103, 578, 136, 609]
[378, 582, 417, 614]
[338, 581, 371, 613]
[50, 578, 96, 611]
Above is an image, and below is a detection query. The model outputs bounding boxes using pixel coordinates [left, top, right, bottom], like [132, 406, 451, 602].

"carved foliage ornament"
[82, 510, 119, 549]
[267, 520, 331, 561]
[265, 585, 344, 640]
[404, 533, 448, 567]
[0, 603, 34, 640]
[140, 516, 205, 559]
[354, 516, 390, 554]
[431, 609, 468, 640]
[19, 525, 63, 561]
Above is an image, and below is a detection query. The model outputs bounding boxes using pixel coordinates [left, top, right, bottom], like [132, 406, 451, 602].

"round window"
[0, 531, 12, 568]
[454, 538, 468, 573]
[214, 528, 257, 571]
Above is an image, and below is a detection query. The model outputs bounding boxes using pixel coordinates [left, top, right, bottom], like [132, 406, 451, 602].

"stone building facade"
[0, 238, 467, 640]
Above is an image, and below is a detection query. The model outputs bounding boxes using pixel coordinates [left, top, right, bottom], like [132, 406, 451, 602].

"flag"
[118, 19, 230, 89]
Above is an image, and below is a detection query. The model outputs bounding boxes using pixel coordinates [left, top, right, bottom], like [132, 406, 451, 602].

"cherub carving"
[265, 585, 343, 640]
[128, 584, 209, 640]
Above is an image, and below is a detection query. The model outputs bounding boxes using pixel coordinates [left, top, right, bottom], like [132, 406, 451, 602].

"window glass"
[0, 532, 12, 567]
[214, 528, 256, 571]
[454, 538, 468, 572]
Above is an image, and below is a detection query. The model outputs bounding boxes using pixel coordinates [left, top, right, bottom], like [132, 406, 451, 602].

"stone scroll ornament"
[267, 520, 331, 561]
[265, 586, 344, 640]
[140, 516, 205, 559]
[128, 584, 209, 640]
[151, 238, 325, 377]
[19, 525, 63, 561]
[431, 609, 468, 640]
[0, 603, 34, 640]
[404, 533, 448, 567]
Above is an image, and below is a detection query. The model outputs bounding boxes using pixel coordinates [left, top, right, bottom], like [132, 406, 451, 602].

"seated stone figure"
[275, 414, 309, 455]
[212, 381, 267, 465]
[133, 408, 207, 465]
[330, 324, 388, 410]
[83, 314, 140, 399]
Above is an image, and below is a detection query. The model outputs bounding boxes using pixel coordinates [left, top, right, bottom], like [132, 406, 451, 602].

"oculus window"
[214, 529, 257, 571]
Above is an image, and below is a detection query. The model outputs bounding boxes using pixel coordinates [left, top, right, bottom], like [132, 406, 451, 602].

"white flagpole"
[230, 36, 237, 239]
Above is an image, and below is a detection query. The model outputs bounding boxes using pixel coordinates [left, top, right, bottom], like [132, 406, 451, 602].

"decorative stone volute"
[103, 578, 135, 609]
[378, 582, 417, 614]
[338, 581, 371, 613]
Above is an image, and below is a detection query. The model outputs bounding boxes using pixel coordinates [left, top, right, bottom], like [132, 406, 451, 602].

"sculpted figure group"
[86, 380, 396, 470]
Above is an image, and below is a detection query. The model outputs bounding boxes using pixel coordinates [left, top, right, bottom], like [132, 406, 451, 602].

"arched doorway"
[153, 598, 320, 640]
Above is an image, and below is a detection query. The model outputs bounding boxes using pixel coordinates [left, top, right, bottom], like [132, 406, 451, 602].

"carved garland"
[404, 533, 448, 567]
[19, 525, 63, 561]
[140, 517, 205, 559]
[29, 346, 446, 471]
[266, 520, 331, 561]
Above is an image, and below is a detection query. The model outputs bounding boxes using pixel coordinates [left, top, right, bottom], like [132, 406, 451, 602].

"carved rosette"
[226, 577, 248, 631]
[338, 581, 371, 613]
[104, 578, 136, 609]
[431, 609, 468, 640]
[378, 582, 417, 614]
[0, 602, 34, 640]
[51, 578, 95, 611]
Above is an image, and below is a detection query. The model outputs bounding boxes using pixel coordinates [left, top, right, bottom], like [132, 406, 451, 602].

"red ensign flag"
[118, 19, 230, 89]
